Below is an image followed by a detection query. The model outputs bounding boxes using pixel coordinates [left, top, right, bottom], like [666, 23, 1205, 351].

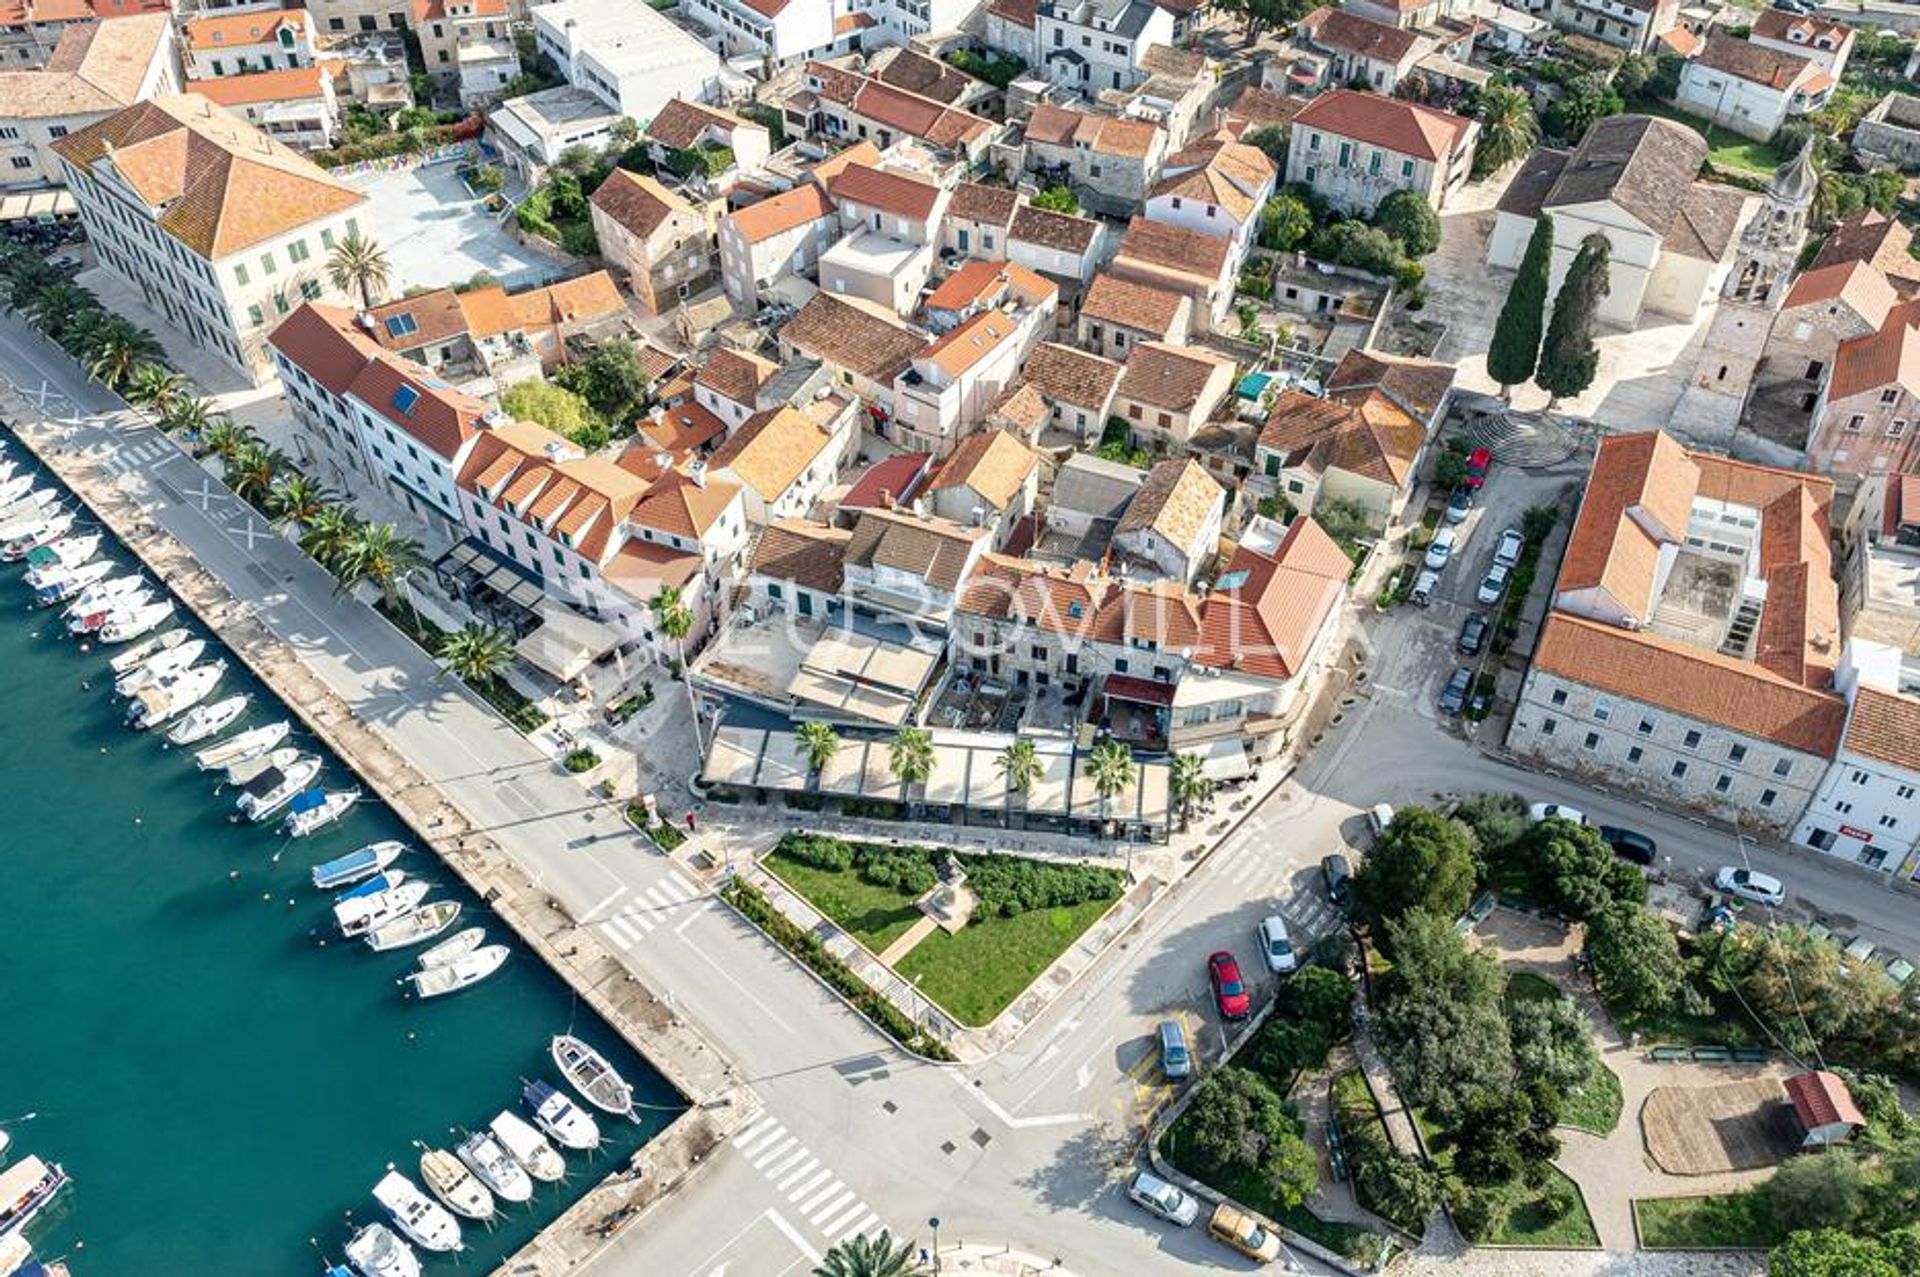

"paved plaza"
[344, 159, 568, 292]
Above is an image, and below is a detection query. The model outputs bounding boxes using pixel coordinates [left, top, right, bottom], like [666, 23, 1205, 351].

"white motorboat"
[342, 1222, 420, 1277]
[113, 638, 208, 695]
[365, 900, 460, 952]
[0, 1154, 68, 1241]
[23, 531, 101, 583]
[522, 1079, 600, 1152]
[100, 599, 175, 643]
[69, 588, 153, 636]
[0, 502, 60, 546]
[488, 1111, 565, 1183]
[552, 1034, 635, 1117]
[63, 573, 145, 618]
[195, 719, 289, 771]
[333, 880, 429, 937]
[236, 753, 321, 820]
[418, 1148, 494, 1223]
[417, 926, 486, 969]
[405, 944, 507, 999]
[285, 787, 360, 837]
[454, 1130, 532, 1204]
[165, 693, 248, 746]
[0, 476, 36, 509]
[371, 1170, 462, 1253]
[125, 659, 225, 729]
[223, 745, 300, 787]
[0, 509, 73, 560]
[33, 557, 112, 604]
[108, 626, 187, 674]
[311, 840, 406, 890]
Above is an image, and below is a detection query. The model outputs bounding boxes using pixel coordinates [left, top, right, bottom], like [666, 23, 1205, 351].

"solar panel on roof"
[384, 313, 418, 338]
[392, 385, 420, 414]
[1214, 569, 1250, 592]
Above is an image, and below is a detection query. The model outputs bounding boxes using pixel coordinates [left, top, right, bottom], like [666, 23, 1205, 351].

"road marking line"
[734, 1113, 778, 1146]
[785, 1165, 831, 1201]
[819, 1200, 870, 1239]
[576, 886, 625, 925]
[946, 1068, 1090, 1130]
[846, 1212, 882, 1241]
[599, 916, 638, 949]
[807, 1188, 857, 1227]
[673, 899, 716, 936]
[764, 1146, 811, 1180]
[749, 1134, 798, 1170]
[772, 1152, 818, 1190]
[794, 1178, 845, 1215]
[733, 1121, 784, 1154]
[642, 883, 680, 912]
[765, 1210, 825, 1266]
[657, 872, 698, 902]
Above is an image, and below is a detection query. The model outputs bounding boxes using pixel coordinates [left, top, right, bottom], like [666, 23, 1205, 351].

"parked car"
[1321, 853, 1352, 907]
[1128, 1170, 1200, 1227]
[1256, 914, 1297, 974]
[1157, 1018, 1192, 1080]
[1208, 1203, 1282, 1262]
[44, 252, 81, 274]
[1599, 825, 1657, 865]
[1465, 447, 1493, 488]
[1208, 951, 1251, 1020]
[1494, 527, 1525, 568]
[1424, 526, 1458, 571]
[1438, 666, 1472, 715]
[1445, 486, 1473, 525]
[1410, 569, 1440, 607]
[1458, 612, 1489, 655]
[1715, 866, 1786, 907]
[1367, 802, 1395, 840]
[1529, 802, 1587, 825]
[1477, 561, 1511, 605]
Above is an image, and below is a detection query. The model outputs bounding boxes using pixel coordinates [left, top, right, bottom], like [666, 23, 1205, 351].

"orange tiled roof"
[630, 466, 741, 540]
[0, 11, 168, 117]
[726, 183, 836, 245]
[1830, 301, 1920, 403]
[1291, 88, 1473, 162]
[1080, 273, 1188, 337]
[958, 554, 1111, 640]
[188, 65, 328, 108]
[695, 346, 777, 407]
[709, 405, 834, 504]
[828, 161, 944, 221]
[1116, 458, 1222, 551]
[1844, 685, 1920, 773]
[345, 357, 486, 460]
[1021, 341, 1123, 410]
[1197, 516, 1350, 679]
[926, 428, 1040, 511]
[267, 302, 382, 396]
[589, 168, 698, 241]
[182, 8, 307, 50]
[1781, 259, 1898, 326]
[921, 309, 1018, 379]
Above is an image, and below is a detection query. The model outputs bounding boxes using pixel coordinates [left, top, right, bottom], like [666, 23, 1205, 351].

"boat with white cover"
[108, 626, 186, 674]
[365, 900, 459, 952]
[113, 638, 207, 695]
[69, 589, 154, 636]
[22, 531, 100, 582]
[551, 1034, 635, 1117]
[126, 660, 224, 729]
[416, 926, 485, 968]
[33, 557, 111, 604]
[195, 720, 289, 771]
[488, 1111, 564, 1182]
[522, 1079, 600, 1151]
[311, 840, 405, 890]
[0, 477, 40, 510]
[405, 944, 507, 999]
[0, 510, 73, 560]
[236, 754, 321, 820]
[285, 787, 359, 837]
[100, 599, 175, 643]
[418, 1148, 494, 1222]
[454, 1130, 532, 1203]
[371, 1170, 462, 1253]
[333, 880, 429, 937]
[223, 745, 299, 788]
[63, 574, 144, 619]
[165, 693, 247, 746]
[342, 1222, 419, 1277]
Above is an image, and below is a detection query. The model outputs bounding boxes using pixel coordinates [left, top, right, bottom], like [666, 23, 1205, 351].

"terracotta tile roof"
[1258, 387, 1422, 487]
[1022, 341, 1123, 410]
[1148, 136, 1275, 224]
[1751, 9, 1852, 51]
[985, 0, 1036, 28]
[991, 382, 1050, 434]
[921, 309, 1018, 378]
[1290, 88, 1472, 163]
[1558, 431, 1699, 612]
[521, 271, 625, 326]
[779, 292, 928, 383]
[926, 428, 1040, 511]
[1197, 516, 1349, 679]
[1139, 41, 1206, 78]
[1115, 215, 1230, 282]
[637, 400, 728, 455]
[629, 466, 741, 540]
[1116, 457, 1223, 550]
[925, 259, 1055, 312]
[947, 181, 1019, 226]
[841, 451, 932, 511]
[1009, 203, 1101, 255]
[726, 183, 836, 245]
[1222, 85, 1305, 133]
[1696, 33, 1812, 90]
[806, 62, 993, 149]
[1666, 182, 1748, 262]
[958, 554, 1110, 639]
[828, 161, 944, 221]
[1810, 210, 1920, 288]
[1659, 27, 1703, 57]
[844, 505, 988, 592]
[1025, 103, 1163, 160]
[267, 302, 382, 396]
[646, 97, 750, 151]
[1300, 6, 1419, 62]
[1783, 1071, 1865, 1132]
[365, 288, 467, 351]
[694, 346, 776, 407]
[183, 8, 307, 50]
[345, 358, 486, 460]
[1534, 614, 1846, 756]
[1830, 301, 1920, 402]
[1783, 259, 1898, 326]
[0, 11, 167, 117]
[1325, 347, 1454, 422]
[187, 65, 329, 109]
[1843, 686, 1920, 773]
[749, 518, 852, 592]
[1117, 340, 1233, 410]
[1114, 577, 1204, 650]
[804, 139, 881, 186]
[709, 404, 835, 504]
[834, 11, 875, 34]
[590, 168, 697, 241]
[605, 538, 702, 592]
[738, 0, 791, 17]
[1080, 273, 1188, 337]
[873, 48, 977, 105]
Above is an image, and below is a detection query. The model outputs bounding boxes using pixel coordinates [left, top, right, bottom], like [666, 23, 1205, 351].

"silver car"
[1715, 866, 1786, 907]
[1478, 561, 1511, 604]
[1128, 1170, 1201, 1226]
[1494, 528, 1525, 568]
[1257, 915, 1298, 974]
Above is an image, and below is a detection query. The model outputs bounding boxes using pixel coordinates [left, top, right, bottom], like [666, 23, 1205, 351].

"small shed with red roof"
[1783, 1070, 1864, 1147]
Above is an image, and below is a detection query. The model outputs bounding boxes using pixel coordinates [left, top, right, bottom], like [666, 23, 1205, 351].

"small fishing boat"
[552, 1034, 635, 1117]
[371, 1170, 462, 1253]
[333, 880, 429, 938]
[0, 510, 73, 560]
[100, 599, 175, 643]
[113, 637, 208, 695]
[196, 719, 289, 771]
[365, 900, 459, 952]
[108, 626, 187, 674]
[69, 589, 154, 637]
[224, 745, 300, 788]
[342, 1222, 419, 1277]
[0, 1155, 68, 1240]
[454, 1130, 532, 1204]
[236, 754, 322, 820]
[488, 1111, 565, 1183]
[311, 840, 406, 890]
[522, 1080, 600, 1152]
[0, 459, 16, 486]
[0, 477, 38, 510]
[405, 944, 507, 999]
[285, 787, 360, 837]
[61, 573, 143, 616]
[417, 926, 485, 969]
[165, 693, 247, 746]
[22, 531, 99, 580]
[418, 1148, 494, 1223]
[334, 869, 407, 903]
[126, 660, 225, 729]
[32, 557, 112, 604]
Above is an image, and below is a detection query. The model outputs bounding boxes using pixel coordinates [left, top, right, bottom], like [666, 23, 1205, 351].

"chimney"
[878, 486, 892, 509]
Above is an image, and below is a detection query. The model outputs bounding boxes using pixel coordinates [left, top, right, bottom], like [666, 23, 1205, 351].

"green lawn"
[894, 898, 1114, 1026]
[1505, 971, 1559, 1003]
[1634, 1189, 1783, 1249]
[1633, 102, 1785, 174]
[1560, 1062, 1623, 1136]
[763, 851, 923, 953]
[1483, 1167, 1601, 1248]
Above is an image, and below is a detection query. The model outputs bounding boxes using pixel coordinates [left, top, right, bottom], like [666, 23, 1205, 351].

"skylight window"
[385, 313, 419, 338]
[392, 385, 420, 414]
[1215, 569, 1250, 592]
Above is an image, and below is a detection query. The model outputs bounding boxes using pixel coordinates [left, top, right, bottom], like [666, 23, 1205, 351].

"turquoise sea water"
[0, 441, 682, 1274]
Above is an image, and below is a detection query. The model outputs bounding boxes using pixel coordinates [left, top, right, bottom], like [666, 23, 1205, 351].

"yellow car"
[1208, 1202, 1282, 1262]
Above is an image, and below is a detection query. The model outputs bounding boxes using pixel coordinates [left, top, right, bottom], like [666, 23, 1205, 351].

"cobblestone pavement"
[1399, 1227, 1763, 1277]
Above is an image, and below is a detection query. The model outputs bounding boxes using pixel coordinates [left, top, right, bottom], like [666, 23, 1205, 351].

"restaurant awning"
[1193, 739, 1255, 782]
[1104, 674, 1177, 707]
[0, 190, 76, 223]
[514, 598, 626, 682]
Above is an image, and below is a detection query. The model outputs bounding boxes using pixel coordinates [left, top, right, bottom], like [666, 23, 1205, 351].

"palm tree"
[21, 280, 90, 338]
[83, 316, 164, 390]
[169, 399, 229, 448]
[1169, 752, 1215, 832]
[648, 582, 704, 751]
[997, 739, 1042, 821]
[57, 305, 109, 360]
[335, 521, 424, 616]
[1474, 84, 1540, 177]
[887, 726, 934, 799]
[224, 439, 286, 505]
[1085, 738, 1135, 837]
[437, 621, 516, 686]
[264, 472, 335, 530]
[125, 364, 188, 415]
[298, 503, 360, 571]
[327, 229, 391, 309]
[795, 720, 841, 785]
[812, 1232, 915, 1277]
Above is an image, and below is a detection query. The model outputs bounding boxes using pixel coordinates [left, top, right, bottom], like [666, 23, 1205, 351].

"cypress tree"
[1536, 233, 1611, 411]
[1486, 216, 1552, 399]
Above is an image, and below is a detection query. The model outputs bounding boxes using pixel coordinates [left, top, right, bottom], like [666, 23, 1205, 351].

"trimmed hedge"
[770, 834, 1123, 919]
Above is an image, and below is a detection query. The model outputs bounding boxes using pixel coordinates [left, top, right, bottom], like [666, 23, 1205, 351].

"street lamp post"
[928, 1217, 941, 1272]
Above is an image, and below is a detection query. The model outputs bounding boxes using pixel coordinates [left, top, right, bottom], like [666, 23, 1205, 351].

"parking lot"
[344, 160, 567, 292]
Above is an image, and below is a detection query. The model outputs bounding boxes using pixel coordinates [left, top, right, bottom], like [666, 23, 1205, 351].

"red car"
[1464, 447, 1493, 489]
[1208, 951, 1251, 1020]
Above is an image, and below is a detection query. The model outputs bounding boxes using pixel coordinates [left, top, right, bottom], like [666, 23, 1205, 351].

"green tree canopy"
[1584, 902, 1690, 1019]
[1375, 910, 1512, 1122]
[1529, 818, 1646, 920]
[1508, 991, 1599, 1094]
[1766, 1154, 1866, 1235]
[1257, 191, 1313, 252]
[1487, 215, 1552, 395]
[1473, 84, 1540, 178]
[1536, 233, 1610, 408]
[553, 337, 651, 427]
[1444, 1084, 1561, 1187]
[501, 379, 608, 450]
[1307, 221, 1413, 284]
[1375, 190, 1440, 258]
[1178, 1068, 1319, 1208]
[1351, 806, 1478, 936]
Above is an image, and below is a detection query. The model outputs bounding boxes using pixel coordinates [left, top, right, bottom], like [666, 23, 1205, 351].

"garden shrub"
[781, 833, 854, 871]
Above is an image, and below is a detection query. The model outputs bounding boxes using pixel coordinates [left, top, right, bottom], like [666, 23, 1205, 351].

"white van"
[1410, 569, 1440, 607]
[1367, 803, 1395, 840]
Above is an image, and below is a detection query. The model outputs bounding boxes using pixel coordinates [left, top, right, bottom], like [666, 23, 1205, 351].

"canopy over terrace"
[435, 540, 548, 635]
[515, 598, 628, 682]
[0, 190, 76, 223]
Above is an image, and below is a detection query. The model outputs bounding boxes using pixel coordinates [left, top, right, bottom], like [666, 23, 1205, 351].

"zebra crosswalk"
[731, 1113, 884, 1246]
[99, 437, 172, 475]
[1213, 843, 1342, 939]
[595, 871, 704, 950]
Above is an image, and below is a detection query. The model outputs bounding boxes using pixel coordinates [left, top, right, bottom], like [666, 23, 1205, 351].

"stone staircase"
[1457, 398, 1584, 468]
